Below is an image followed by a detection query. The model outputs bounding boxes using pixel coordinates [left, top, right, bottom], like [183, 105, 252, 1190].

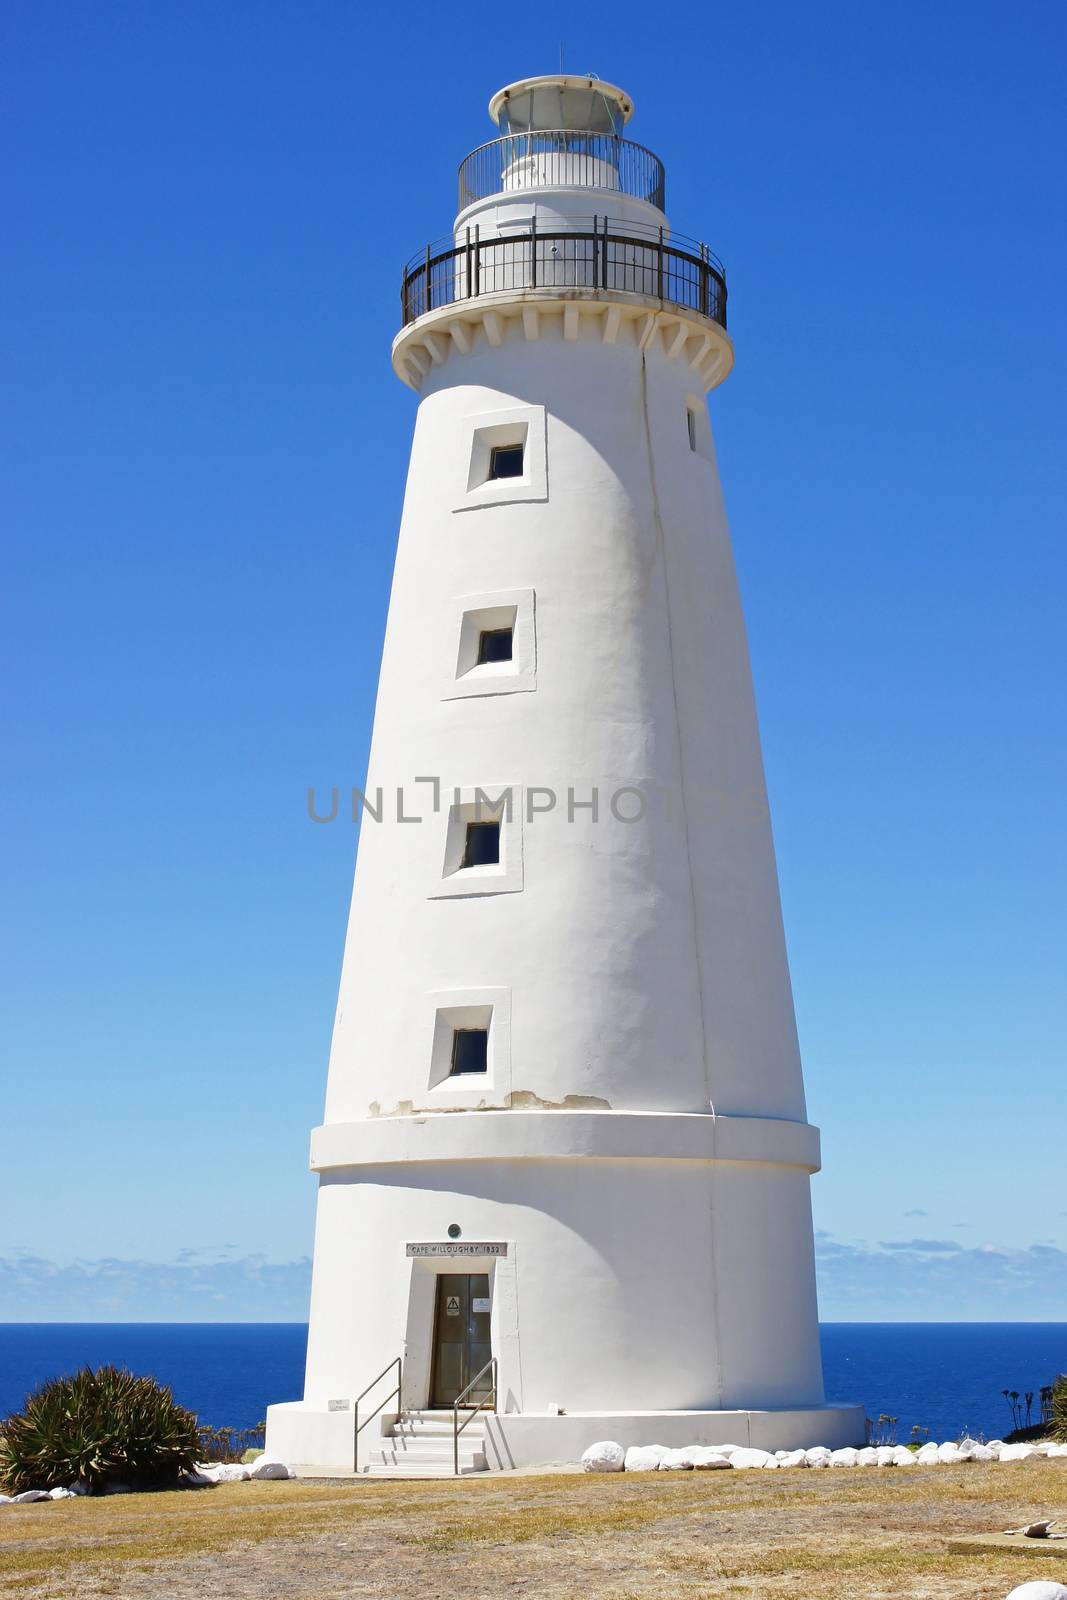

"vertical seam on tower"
[639, 346, 725, 1410]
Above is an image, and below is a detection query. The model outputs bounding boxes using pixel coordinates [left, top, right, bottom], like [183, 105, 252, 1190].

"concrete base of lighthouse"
[265, 1111, 863, 1471]
[266, 1401, 864, 1475]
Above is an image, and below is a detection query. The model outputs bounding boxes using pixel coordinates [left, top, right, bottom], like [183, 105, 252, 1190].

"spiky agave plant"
[1053, 1374, 1067, 1443]
[0, 1365, 200, 1494]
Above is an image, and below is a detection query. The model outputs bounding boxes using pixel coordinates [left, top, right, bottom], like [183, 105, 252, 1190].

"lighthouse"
[266, 75, 861, 1473]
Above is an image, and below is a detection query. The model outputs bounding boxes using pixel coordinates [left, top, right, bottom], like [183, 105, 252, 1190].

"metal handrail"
[452, 1356, 497, 1476]
[402, 215, 724, 280]
[353, 1356, 402, 1475]
[399, 216, 727, 333]
[458, 131, 665, 212]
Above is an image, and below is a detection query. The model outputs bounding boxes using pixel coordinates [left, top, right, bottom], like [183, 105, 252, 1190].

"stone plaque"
[406, 1241, 508, 1258]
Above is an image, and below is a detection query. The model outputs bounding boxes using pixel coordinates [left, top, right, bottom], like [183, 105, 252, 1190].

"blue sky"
[3, 0, 1065, 1322]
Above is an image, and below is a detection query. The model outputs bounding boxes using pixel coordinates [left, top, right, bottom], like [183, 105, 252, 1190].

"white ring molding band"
[311, 1111, 821, 1174]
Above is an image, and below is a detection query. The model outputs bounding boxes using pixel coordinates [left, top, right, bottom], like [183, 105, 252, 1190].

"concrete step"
[368, 1443, 485, 1467]
[390, 1420, 487, 1441]
[350, 1411, 491, 1477]
[381, 1435, 484, 1454]
[355, 1460, 486, 1479]
[395, 1414, 489, 1427]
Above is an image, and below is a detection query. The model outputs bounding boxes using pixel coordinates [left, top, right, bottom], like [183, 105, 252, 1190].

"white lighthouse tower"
[267, 75, 861, 1473]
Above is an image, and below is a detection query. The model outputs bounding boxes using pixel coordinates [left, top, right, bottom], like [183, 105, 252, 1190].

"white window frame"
[452, 404, 548, 511]
[426, 986, 512, 1108]
[442, 587, 537, 700]
[429, 784, 524, 899]
[685, 393, 713, 462]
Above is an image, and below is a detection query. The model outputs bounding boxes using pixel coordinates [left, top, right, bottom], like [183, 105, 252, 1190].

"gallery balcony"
[400, 216, 728, 333]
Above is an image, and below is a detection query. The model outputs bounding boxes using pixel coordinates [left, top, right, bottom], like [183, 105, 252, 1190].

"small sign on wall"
[472, 1297, 491, 1314]
[327, 1398, 350, 1412]
[406, 1241, 508, 1258]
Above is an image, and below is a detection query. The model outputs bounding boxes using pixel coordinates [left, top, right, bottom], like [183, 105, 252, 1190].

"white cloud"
[0, 1252, 312, 1321]
[816, 1235, 1067, 1320]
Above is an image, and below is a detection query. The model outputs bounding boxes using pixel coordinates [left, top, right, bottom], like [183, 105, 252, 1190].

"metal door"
[430, 1273, 492, 1406]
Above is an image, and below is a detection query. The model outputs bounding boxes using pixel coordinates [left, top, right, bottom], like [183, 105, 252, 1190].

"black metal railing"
[400, 217, 727, 331]
[459, 132, 665, 213]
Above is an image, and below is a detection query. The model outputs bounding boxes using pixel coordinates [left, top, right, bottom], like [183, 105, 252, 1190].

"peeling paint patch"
[505, 1091, 611, 1111]
[367, 1092, 612, 1118]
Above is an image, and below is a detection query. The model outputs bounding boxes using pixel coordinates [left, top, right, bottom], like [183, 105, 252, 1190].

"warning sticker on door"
[445, 1295, 461, 1316]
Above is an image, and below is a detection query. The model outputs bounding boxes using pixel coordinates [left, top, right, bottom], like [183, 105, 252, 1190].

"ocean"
[0, 1323, 1063, 1444]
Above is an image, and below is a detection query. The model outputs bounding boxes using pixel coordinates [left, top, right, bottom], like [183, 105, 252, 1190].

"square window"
[454, 405, 546, 510]
[488, 443, 524, 480]
[443, 590, 535, 701]
[477, 627, 513, 664]
[427, 989, 511, 1103]
[430, 786, 523, 899]
[462, 820, 500, 868]
[450, 1027, 488, 1075]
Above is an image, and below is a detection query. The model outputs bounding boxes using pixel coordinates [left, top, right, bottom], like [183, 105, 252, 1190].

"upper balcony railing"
[458, 132, 666, 213]
[400, 216, 727, 332]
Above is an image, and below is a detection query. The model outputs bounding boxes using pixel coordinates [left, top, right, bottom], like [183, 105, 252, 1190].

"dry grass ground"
[1, 1460, 1066, 1599]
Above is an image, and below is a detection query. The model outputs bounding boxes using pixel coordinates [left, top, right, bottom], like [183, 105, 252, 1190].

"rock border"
[579, 1438, 1067, 1473]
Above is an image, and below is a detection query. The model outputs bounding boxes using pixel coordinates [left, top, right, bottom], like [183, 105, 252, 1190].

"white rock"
[658, 1448, 695, 1470]
[778, 1449, 807, 1468]
[856, 1446, 879, 1466]
[624, 1445, 668, 1472]
[971, 1444, 996, 1461]
[0, 1495, 12, 1505]
[686, 1447, 731, 1470]
[988, 1440, 1005, 1451]
[13, 1490, 51, 1503]
[999, 1443, 1040, 1462]
[48, 1487, 76, 1499]
[958, 1436, 981, 1453]
[760, 1457, 781, 1469]
[1048, 1443, 1067, 1458]
[937, 1443, 963, 1464]
[246, 1454, 292, 1481]
[707, 1443, 744, 1456]
[892, 1448, 917, 1466]
[805, 1447, 831, 1468]
[875, 1446, 897, 1466]
[829, 1447, 858, 1467]
[916, 1442, 940, 1464]
[729, 1447, 775, 1470]
[195, 1463, 251, 1484]
[1003, 1584, 1067, 1599]
[581, 1441, 625, 1473]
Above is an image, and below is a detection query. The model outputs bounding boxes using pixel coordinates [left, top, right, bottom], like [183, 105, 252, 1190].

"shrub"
[1052, 1374, 1067, 1442]
[0, 1365, 200, 1494]
[197, 1423, 265, 1463]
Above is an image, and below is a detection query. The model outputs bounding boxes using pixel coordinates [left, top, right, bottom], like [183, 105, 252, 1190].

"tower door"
[430, 1273, 492, 1407]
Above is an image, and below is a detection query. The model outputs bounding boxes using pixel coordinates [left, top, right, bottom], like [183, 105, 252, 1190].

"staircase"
[358, 1410, 489, 1478]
